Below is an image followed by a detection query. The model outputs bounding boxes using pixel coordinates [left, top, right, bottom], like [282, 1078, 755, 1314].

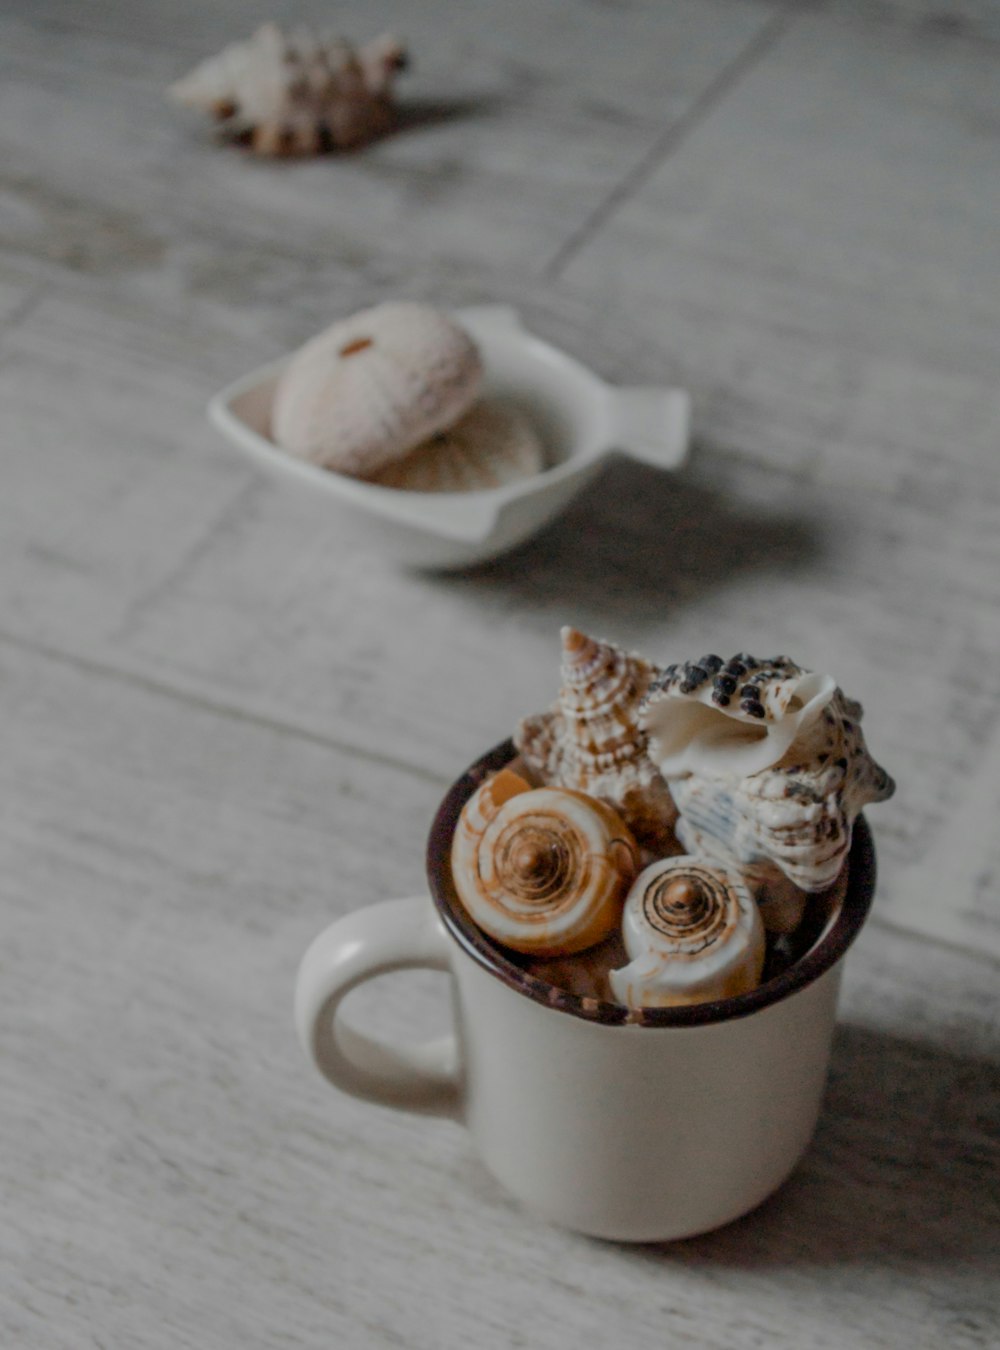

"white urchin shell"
[369, 399, 544, 492]
[271, 302, 483, 477]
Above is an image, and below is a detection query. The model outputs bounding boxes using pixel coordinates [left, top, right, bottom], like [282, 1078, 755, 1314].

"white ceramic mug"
[295, 740, 876, 1242]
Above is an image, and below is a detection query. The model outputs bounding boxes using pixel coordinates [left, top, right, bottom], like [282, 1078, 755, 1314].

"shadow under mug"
[295, 739, 877, 1242]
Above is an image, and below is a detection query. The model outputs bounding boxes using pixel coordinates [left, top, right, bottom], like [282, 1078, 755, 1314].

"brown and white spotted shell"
[169, 24, 407, 155]
[515, 627, 677, 854]
[272, 302, 483, 478]
[609, 857, 765, 1009]
[644, 654, 895, 894]
[450, 770, 638, 957]
[642, 653, 838, 778]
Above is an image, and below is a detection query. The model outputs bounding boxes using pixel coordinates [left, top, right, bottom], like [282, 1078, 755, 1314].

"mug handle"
[294, 897, 461, 1118]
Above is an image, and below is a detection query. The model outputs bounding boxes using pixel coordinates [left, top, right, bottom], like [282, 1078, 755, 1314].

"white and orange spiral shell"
[450, 771, 638, 957]
[609, 856, 765, 1008]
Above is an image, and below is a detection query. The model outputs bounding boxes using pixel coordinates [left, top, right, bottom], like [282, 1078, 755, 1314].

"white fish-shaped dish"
[207, 304, 690, 569]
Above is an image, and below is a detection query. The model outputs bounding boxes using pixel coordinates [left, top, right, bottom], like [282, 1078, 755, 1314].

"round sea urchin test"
[272, 301, 483, 478]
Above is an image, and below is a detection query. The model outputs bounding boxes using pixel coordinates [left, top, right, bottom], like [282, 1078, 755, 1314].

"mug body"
[427, 738, 875, 1241]
[296, 739, 875, 1242]
[451, 944, 841, 1241]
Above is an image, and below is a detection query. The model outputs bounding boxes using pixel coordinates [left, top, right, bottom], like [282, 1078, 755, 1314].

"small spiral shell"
[514, 627, 677, 854]
[451, 776, 638, 957]
[609, 857, 765, 1008]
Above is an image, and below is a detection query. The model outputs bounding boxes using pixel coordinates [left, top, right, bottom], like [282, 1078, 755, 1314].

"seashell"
[524, 932, 627, 1006]
[169, 24, 407, 155]
[369, 399, 544, 492]
[271, 302, 483, 478]
[642, 653, 838, 779]
[609, 856, 765, 1009]
[450, 774, 638, 957]
[644, 654, 895, 893]
[673, 822, 808, 934]
[735, 860, 809, 935]
[515, 627, 677, 854]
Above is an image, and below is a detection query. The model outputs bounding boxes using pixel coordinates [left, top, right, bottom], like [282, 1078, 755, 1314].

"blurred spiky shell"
[169, 24, 407, 155]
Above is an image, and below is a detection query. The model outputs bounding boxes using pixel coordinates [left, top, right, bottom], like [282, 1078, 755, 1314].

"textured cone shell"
[370, 399, 544, 492]
[273, 303, 483, 476]
[669, 684, 895, 893]
[609, 857, 765, 1009]
[514, 628, 676, 853]
[450, 778, 638, 957]
[169, 25, 404, 155]
[643, 653, 837, 779]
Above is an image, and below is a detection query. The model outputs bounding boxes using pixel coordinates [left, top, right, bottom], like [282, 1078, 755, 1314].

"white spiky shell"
[369, 399, 544, 492]
[169, 24, 406, 155]
[271, 303, 483, 477]
[643, 653, 838, 779]
[515, 628, 677, 854]
[609, 856, 765, 1009]
[450, 770, 638, 957]
[645, 654, 895, 893]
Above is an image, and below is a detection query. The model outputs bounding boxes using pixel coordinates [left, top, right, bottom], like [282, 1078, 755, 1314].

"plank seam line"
[867, 914, 1000, 972]
[0, 627, 450, 789]
[0, 282, 47, 348]
[2, 637, 994, 967]
[544, 8, 791, 279]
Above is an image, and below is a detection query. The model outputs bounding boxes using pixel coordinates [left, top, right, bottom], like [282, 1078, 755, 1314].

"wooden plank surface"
[2, 0, 999, 1345]
[2, 639, 997, 1349]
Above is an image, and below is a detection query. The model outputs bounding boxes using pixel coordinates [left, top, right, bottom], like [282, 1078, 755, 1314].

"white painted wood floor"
[2, 2, 998, 1346]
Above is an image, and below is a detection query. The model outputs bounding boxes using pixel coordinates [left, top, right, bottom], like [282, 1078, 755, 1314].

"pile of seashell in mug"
[450, 629, 895, 1011]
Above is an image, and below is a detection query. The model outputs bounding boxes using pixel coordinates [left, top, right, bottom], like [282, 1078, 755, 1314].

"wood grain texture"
[1, 640, 997, 1349]
[3, 0, 999, 1344]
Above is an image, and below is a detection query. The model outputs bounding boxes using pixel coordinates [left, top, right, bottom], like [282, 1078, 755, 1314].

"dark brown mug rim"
[426, 738, 877, 1027]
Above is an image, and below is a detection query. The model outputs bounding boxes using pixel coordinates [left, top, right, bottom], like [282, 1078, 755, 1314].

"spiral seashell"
[369, 399, 544, 492]
[515, 627, 677, 854]
[451, 776, 638, 957]
[168, 24, 407, 155]
[271, 302, 483, 477]
[646, 654, 895, 894]
[609, 857, 765, 1009]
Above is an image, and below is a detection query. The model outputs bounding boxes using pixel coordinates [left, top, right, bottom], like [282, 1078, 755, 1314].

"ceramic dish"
[208, 304, 690, 569]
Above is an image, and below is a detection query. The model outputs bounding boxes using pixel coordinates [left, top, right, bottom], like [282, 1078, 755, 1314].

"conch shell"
[450, 770, 638, 957]
[515, 628, 677, 853]
[609, 857, 765, 1009]
[272, 302, 483, 478]
[645, 653, 837, 778]
[169, 24, 407, 155]
[643, 654, 895, 893]
[370, 400, 544, 492]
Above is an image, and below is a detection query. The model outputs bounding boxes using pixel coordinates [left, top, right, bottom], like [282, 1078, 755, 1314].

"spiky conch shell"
[370, 399, 544, 492]
[271, 302, 483, 478]
[515, 628, 678, 855]
[609, 856, 765, 1009]
[450, 770, 638, 957]
[642, 653, 895, 896]
[168, 24, 406, 155]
